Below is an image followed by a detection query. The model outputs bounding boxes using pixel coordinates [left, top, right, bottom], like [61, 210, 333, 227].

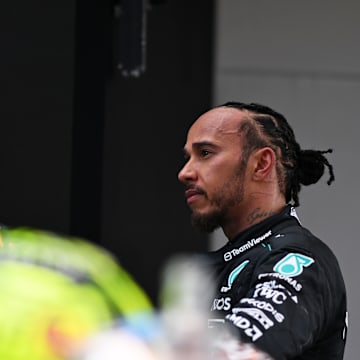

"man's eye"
[201, 150, 211, 157]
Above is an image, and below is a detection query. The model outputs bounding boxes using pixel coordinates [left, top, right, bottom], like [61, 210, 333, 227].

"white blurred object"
[71, 254, 274, 360]
[155, 254, 215, 360]
[211, 331, 274, 360]
[72, 327, 158, 360]
[156, 254, 274, 360]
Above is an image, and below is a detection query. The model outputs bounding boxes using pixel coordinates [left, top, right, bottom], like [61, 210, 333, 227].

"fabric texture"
[203, 206, 347, 360]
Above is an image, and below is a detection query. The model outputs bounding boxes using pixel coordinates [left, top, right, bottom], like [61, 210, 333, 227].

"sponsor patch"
[224, 231, 272, 262]
[240, 298, 285, 323]
[232, 307, 274, 330]
[273, 253, 314, 277]
[253, 282, 288, 304]
[258, 272, 303, 292]
[221, 260, 249, 293]
[225, 313, 263, 341]
[211, 297, 232, 311]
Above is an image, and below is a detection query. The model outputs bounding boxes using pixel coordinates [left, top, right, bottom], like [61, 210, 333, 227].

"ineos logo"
[211, 297, 231, 311]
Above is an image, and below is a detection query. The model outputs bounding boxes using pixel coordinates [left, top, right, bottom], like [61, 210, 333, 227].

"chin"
[191, 211, 222, 233]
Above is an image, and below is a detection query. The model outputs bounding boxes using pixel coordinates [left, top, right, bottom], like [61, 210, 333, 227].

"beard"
[191, 208, 226, 233]
[190, 167, 245, 233]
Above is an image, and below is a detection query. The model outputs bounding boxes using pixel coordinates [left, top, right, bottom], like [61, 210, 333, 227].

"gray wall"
[212, 1, 359, 359]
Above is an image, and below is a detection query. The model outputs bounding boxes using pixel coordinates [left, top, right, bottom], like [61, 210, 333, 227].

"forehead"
[186, 107, 248, 144]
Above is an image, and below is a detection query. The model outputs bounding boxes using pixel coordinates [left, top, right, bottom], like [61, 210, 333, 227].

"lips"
[184, 188, 204, 204]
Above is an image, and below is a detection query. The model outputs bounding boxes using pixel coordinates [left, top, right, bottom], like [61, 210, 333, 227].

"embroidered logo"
[273, 253, 314, 277]
[221, 260, 250, 293]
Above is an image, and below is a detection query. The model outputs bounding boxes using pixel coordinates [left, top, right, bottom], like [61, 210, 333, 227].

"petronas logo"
[273, 253, 314, 277]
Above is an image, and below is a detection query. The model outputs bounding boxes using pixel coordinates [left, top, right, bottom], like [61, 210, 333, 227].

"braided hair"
[220, 101, 335, 207]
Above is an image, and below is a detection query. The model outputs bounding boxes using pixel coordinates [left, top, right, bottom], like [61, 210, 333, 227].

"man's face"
[178, 107, 250, 232]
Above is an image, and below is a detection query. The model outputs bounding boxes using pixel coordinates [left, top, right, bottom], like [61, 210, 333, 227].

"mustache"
[185, 185, 207, 196]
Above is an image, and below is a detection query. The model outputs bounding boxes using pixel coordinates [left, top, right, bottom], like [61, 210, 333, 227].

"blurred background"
[0, 1, 358, 359]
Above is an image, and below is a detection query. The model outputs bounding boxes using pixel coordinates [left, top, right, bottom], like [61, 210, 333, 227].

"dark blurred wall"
[0, 0, 214, 304]
[102, 1, 215, 303]
[0, 2, 75, 232]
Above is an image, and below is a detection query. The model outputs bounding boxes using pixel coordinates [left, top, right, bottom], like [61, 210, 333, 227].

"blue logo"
[273, 253, 314, 277]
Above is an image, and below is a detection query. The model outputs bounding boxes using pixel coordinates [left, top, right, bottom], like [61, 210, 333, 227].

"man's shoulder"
[269, 221, 329, 253]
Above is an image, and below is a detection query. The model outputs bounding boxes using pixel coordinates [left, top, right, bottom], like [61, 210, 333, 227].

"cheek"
[197, 152, 243, 185]
[202, 162, 240, 189]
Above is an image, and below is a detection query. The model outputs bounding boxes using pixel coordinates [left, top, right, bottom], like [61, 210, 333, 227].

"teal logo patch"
[273, 253, 314, 277]
[221, 260, 249, 293]
[228, 260, 249, 286]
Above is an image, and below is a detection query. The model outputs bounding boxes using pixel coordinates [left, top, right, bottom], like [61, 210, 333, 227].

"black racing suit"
[204, 206, 347, 360]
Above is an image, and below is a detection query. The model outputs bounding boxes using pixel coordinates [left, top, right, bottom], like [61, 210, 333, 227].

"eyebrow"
[192, 141, 216, 149]
[183, 141, 218, 155]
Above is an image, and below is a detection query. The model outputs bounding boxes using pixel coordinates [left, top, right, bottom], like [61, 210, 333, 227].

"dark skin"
[247, 208, 276, 226]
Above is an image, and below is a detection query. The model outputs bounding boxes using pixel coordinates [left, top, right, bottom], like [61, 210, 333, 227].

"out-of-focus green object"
[0, 227, 153, 360]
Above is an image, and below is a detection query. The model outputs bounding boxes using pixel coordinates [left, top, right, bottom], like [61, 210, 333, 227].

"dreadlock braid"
[220, 101, 335, 207]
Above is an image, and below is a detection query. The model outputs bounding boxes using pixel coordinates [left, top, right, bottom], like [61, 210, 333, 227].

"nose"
[178, 161, 197, 184]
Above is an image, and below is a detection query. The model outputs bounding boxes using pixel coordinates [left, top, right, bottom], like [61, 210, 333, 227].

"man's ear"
[251, 147, 276, 180]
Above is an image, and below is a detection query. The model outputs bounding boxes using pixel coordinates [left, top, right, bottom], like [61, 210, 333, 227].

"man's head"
[178, 101, 335, 237]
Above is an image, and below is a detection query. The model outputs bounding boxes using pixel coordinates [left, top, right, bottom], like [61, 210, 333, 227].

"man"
[178, 102, 347, 359]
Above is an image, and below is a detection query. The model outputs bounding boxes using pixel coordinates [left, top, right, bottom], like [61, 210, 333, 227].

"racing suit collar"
[228, 205, 299, 245]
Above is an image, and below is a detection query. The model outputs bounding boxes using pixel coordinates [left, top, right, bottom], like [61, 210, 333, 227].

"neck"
[222, 200, 286, 240]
